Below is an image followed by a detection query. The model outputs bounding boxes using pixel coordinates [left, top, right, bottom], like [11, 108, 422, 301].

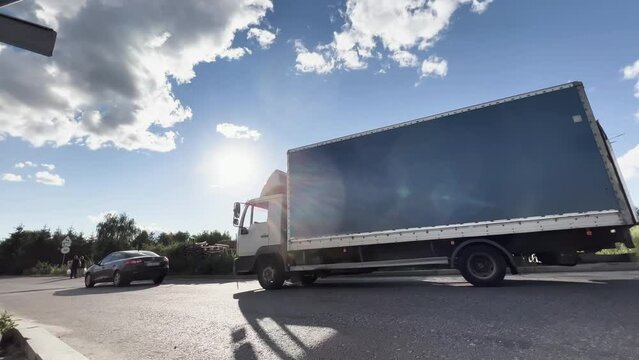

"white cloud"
[146, 31, 172, 48]
[220, 47, 252, 60]
[623, 59, 639, 120]
[0, 0, 274, 152]
[35, 171, 65, 186]
[216, 123, 261, 141]
[247, 28, 277, 49]
[1, 173, 23, 182]
[420, 56, 448, 78]
[619, 144, 639, 181]
[88, 210, 118, 224]
[391, 50, 418, 68]
[294, 40, 335, 74]
[293, 0, 492, 76]
[469, 0, 494, 14]
[41, 163, 55, 170]
[15, 161, 36, 168]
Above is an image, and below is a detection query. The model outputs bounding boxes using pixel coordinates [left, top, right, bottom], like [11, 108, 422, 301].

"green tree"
[156, 231, 190, 246]
[0, 225, 88, 274]
[131, 230, 151, 250]
[93, 213, 139, 260]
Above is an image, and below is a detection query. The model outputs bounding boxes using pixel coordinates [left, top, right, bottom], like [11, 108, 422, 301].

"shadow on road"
[0, 287, 74, 295]
[36, 277, 72, 284]
[162, 277, 254, 286]
[230, 276, 639, 359]
[53, 283, 156, 296]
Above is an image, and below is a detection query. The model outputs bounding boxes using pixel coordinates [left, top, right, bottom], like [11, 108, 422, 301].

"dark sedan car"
[85, 250, 169, 288]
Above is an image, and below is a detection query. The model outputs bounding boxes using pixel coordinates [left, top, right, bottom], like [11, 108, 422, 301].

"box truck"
[233, 82, 637, 289]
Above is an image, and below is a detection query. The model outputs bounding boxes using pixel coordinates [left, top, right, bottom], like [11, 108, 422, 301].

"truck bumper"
[234, 256, 255, 275]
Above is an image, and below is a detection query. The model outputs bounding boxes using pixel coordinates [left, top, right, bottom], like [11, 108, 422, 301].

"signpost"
[61, 236, 71, 247]
[61, 236, 71, 266]
[0, 0, 57, 56]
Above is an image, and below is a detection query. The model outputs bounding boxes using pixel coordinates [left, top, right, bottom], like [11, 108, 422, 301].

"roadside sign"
[61, 236, 72, 247]
[61, 246, 70, 255]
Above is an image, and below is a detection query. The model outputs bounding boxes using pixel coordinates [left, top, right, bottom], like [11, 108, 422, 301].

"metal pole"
[61, 253, 66, 267]
[0, 13, 57, 56]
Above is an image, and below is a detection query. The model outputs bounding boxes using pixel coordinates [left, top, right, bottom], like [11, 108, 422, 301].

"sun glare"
[207, 145, 259, 188]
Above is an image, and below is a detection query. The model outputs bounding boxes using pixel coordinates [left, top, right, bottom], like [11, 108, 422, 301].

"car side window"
[111, 253, 125, 262]
[101, 254, 114, 264]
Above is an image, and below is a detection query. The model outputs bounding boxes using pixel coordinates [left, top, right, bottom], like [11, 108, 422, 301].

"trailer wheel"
[458, 245, 507, 287]
[257, 257, 285, 290]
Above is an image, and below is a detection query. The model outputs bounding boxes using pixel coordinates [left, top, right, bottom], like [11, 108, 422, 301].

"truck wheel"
[257, 257, 285, 290]
[458, 245, 507, 287]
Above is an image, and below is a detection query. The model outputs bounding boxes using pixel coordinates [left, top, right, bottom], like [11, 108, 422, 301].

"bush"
[22, 262, 68, 276]
[0, 311, 16, 336]
[50, 265, 68, 276]
[141, 242, 234, 275]
[35, 261, 53, 275]
[595, 226, 639, 256]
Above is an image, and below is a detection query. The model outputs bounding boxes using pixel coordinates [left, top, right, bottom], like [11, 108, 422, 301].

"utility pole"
[0, 0, 57, 56]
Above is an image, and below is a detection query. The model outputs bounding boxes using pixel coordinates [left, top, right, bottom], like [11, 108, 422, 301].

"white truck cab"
[233, 170, 294, 289]
[235, 194, 286, 260]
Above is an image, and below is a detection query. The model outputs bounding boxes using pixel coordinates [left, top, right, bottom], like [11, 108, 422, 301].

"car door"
[102, 252, 125, 280]
[94, 253, 114, 281]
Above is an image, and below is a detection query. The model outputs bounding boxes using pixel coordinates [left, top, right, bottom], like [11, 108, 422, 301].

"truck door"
[237, 201, 270, 258]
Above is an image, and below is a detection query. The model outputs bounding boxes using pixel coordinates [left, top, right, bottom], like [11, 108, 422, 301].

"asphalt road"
[1, 272, 639, 360]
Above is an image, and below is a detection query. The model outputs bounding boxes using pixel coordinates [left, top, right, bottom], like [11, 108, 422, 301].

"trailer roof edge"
[288, 81, 582, 154]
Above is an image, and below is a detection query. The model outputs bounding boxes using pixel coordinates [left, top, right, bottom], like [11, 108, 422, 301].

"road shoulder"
[10, 319, 87, 360]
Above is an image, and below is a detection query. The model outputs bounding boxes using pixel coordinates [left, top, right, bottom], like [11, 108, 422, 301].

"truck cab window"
[252, 202, 268, 224]
[240, 202, 268, 228]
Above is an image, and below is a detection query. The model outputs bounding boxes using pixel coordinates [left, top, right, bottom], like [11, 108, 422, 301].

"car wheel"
[458, 244, 507, 287]
[84, 273, 95, 288]
[113, 271, 128, 287]
[153, 276, 165, 285]
[257, 257, 285, 290]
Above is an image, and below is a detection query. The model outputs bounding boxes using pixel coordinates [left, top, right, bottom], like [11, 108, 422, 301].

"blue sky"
[1, 0, 639, 238]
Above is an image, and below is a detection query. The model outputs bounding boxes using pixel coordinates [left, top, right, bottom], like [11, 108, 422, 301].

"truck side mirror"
[233, 218, 239, 226]
[233, 202, 241, 219]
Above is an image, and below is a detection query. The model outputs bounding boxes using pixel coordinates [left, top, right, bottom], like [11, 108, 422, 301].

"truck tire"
[458, 244, 507, 287]
[257, 257, 285, 290]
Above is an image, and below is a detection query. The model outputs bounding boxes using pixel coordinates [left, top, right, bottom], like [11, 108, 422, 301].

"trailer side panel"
[288, 85, 621, 240]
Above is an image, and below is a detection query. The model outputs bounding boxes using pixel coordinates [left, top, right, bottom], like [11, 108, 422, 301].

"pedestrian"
[70, 255, 80, 279]
[79, 256, 86, 276]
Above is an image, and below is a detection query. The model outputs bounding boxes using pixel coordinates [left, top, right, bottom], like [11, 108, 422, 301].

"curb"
[12, 320, 88, 360]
